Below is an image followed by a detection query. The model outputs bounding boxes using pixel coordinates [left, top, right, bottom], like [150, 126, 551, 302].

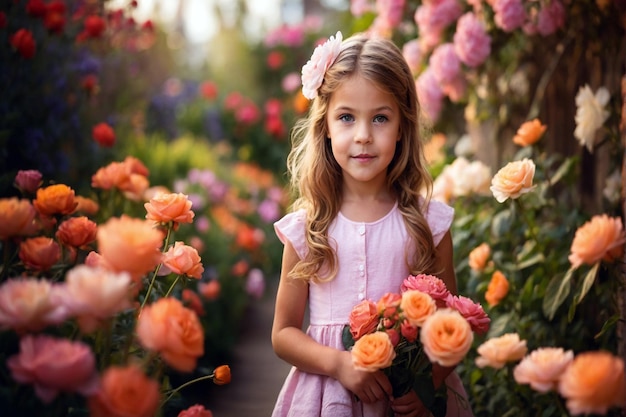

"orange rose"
[19, 237, 61, 271]
[468, 243, 491, 272]
[136, 297, 204, 372]
[213, 364, 231, 385]
[512, 119, 546, 147]
[96, 215, 163, 281]
[121, 173, 150, 202]
[420, 308, 473, 367]
[485, 270, 509, 307]
[400, 290, 436, 327]
[33, 184, 76, 216]
[490, 158, 536, 203]
[513, 347, 574, 393]
[162, 241, 204, 279]
[145, 192, 194, 227]
[91, 161, 126, 190]
[91, 157, 149, 194]
[0, 198, 37, 239]
[351, 331, 396, 372]
[475, 333, 527, 369]
[88, 365, 160, 417]
[348, 299, 380, 340]
[74, 196, 99, 216]
[56, 216, 97, 248]
[568, 214, 626, 268]
[558, 351, 626, 415]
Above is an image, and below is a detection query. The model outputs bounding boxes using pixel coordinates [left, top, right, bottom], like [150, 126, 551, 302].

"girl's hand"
[391, 390, 430, 417]
[334, 351, 393, 403]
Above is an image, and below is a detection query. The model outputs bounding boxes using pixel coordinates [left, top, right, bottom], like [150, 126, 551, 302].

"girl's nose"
[354, 123, 372, 143]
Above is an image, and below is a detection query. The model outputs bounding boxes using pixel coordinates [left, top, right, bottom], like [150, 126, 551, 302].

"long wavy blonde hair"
[286, 33, 436, 283]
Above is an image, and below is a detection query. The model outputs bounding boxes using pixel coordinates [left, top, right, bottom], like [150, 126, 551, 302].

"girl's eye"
[339, 114, 354, 122]
[373, 115, 388, 123]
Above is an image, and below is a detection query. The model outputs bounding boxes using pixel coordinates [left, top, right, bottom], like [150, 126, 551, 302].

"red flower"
[199, 81, 217, 100]
[0, 12, 6, 29]
[81, 74, 99, 94]
[44, 1, 66, 33]
[26, 0, 47, 17]
[83, 15, 106, 38]
[267, 50, 284, 69]
[10, 29, 36, 59]
[92, 123, 115, 147]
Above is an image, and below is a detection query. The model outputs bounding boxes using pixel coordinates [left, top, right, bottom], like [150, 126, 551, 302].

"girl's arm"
[271, 240, 392, 403]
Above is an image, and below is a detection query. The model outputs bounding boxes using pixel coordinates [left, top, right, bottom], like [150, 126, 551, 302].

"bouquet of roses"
[342, 274, 490, 417]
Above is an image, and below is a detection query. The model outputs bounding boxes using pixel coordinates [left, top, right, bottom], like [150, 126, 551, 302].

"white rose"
[574, 84, 610, 152]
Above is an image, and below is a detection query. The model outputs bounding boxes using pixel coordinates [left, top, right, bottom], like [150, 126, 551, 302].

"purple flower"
[453, 12, 491, 68]
[493, 0, 527, 32]
[258, 199, 281, 223]
[14, 170, 42, 194]
[245, 268, 265, 299]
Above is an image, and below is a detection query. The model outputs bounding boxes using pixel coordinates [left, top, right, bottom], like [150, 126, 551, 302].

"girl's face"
[326, 75, 400, 191]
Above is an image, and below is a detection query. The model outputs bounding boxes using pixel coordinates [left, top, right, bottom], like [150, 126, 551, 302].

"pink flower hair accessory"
[301, 31, 343, 100]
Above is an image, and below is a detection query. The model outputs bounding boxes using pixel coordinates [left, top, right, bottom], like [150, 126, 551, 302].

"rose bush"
[346, 1, 626, 415]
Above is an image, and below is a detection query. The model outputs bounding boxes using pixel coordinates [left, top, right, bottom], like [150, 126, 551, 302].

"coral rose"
[513, 119, 546, 147]
[162, 241, 204, 279]
[19, 237, 61, 271]
[145, 192, 195, 227]
[0, 198, 37, 239]
[33, 184, 76, 216]
[568, 214, 626, 269]
[96, 215, 163, 281]
[420, 308, 473, 367]
[89, 365, 160, 417]
[490, 158, 536, 203]
[351, 331, 396, 372]
[74, 196, 100, 215]
[485, 270, 509, 307]
[400, 290, 436, 327]
[558, 351, 626, 415]
[61, 265, 132, 333]
[475, 333, 527, 369]
[401, 274, 450, 307]
[198, 280, 221, 301]
[0, 278, 67, 332]
[213, 364, 231, 385]
[468, 243, 490, 272]
[179, 404, 214, 417]
[136, 297, 204, 372]
[349, 299, 380, 340]
[377, 292, 402, 320]
[513, 347, 574, 393]
[56, 216, 98, 248]
[182, 289, 205, 316]
[7, 334, 99, 403]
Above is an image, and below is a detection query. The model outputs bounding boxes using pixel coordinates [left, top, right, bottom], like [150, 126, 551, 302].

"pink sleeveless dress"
[271, 200, 474, 417]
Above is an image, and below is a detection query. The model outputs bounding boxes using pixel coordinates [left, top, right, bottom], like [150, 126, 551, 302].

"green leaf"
[550, 157, 576, 185]
[595, 314, 620, 339]
[341, 325, 355, 350]
[574, 262, 599, 305]
[486, 312, 514, 338]
[542, 267, 574, 320]
[516, 253, 545, 270]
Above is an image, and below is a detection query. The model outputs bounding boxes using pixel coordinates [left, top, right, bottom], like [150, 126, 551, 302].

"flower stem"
[514, 199, 538, 242]
[140, 226, 173, 311]
[160, 373, 215, 407]
[163, 275, 181, 298]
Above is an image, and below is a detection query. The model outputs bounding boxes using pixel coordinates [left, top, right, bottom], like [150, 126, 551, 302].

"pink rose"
[401, 274, 450, 308]
[7, 334, 99, 403]
[445, 294, 491, 334]
[493, 0, 526, 32]
[178, 404, 213, 417]
[301, 31, 343, 99]
[453, 12, 491, 68]
[475, 333, 527, 369]
[416, 68, 444, 122]
[61, 265, 133, 333]
[513, 347, 574, 393]
[429, 43, 461, 85]
[0, 278, 67, 332]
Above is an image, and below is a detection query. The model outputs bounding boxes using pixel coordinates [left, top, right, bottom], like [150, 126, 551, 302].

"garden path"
[201, 278, 293, 417]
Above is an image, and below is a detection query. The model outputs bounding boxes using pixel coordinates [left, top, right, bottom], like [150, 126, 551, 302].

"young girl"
[271, 31, 473, 417]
